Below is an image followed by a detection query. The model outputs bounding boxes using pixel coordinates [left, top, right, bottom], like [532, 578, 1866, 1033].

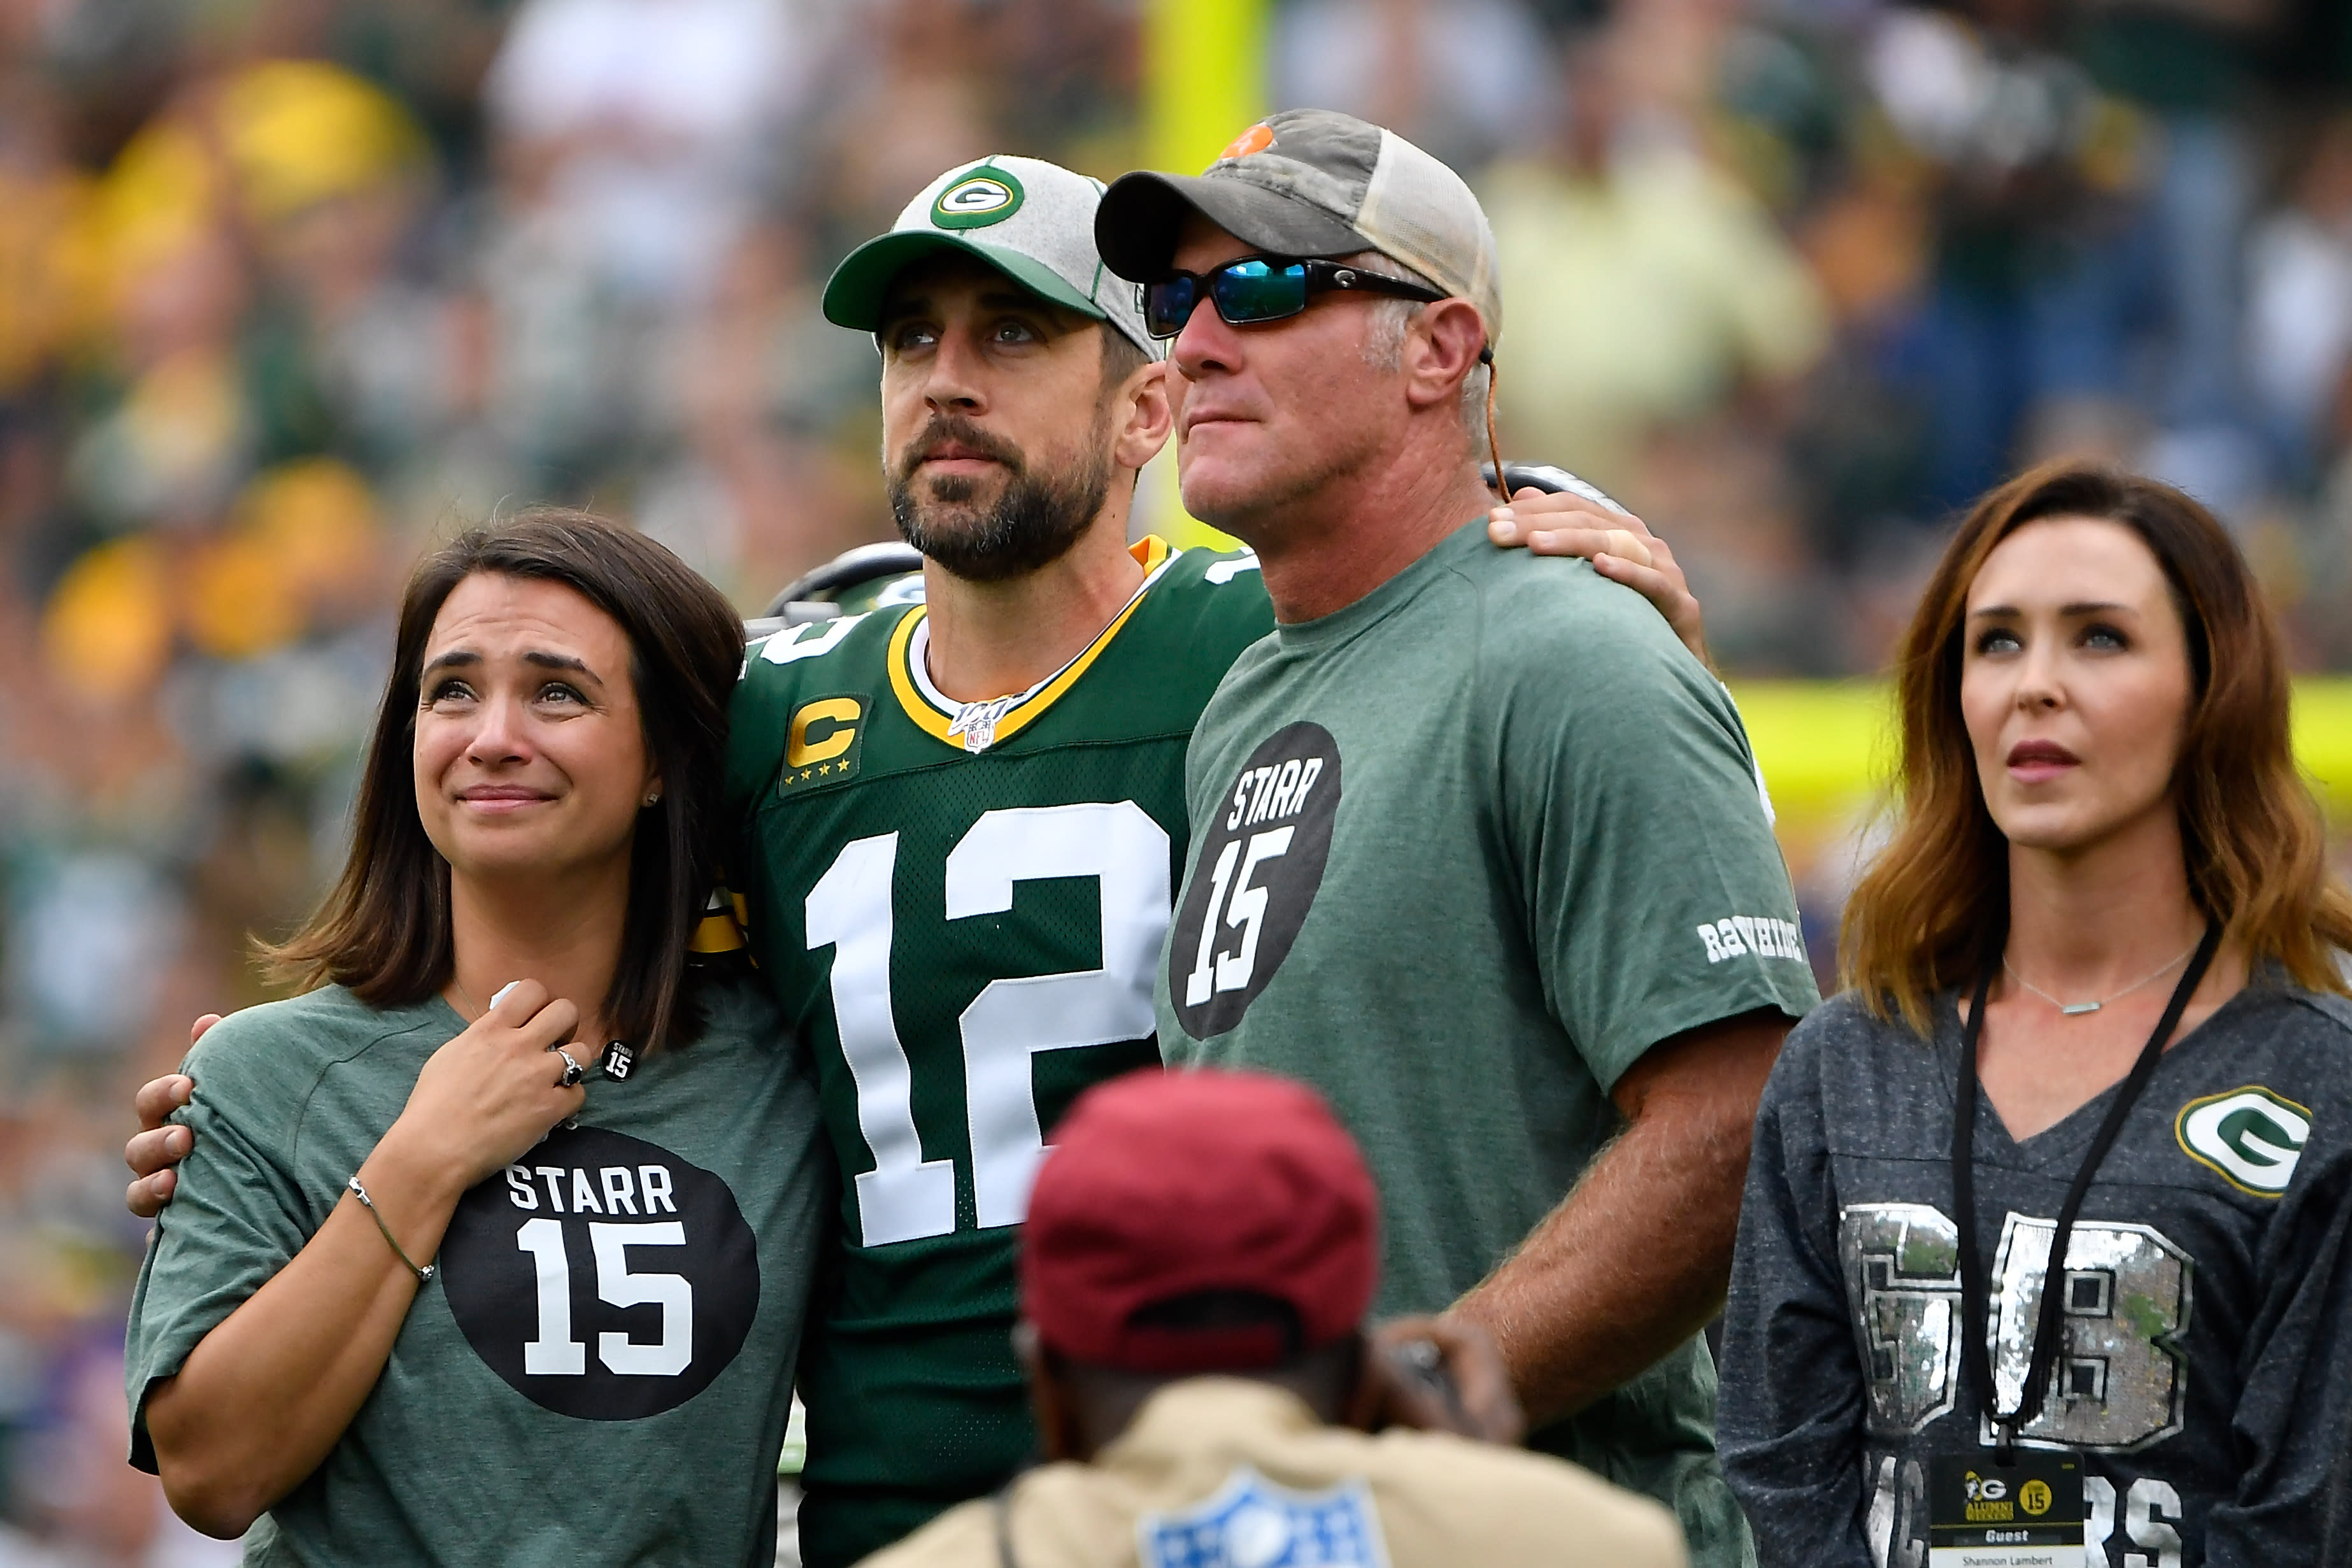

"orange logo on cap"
[1218, 123, 1274, 161]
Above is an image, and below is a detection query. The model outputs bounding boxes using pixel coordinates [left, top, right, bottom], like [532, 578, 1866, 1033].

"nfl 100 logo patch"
[1138, 1467, 1391, 1568]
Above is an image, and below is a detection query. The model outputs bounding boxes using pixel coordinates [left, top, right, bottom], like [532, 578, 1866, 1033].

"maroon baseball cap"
[1021, 1068, 1379, 1375]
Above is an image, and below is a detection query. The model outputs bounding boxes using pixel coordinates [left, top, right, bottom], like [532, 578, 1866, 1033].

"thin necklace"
[448, 977, 485, 1021]
[2003, 938, 2202, 1016]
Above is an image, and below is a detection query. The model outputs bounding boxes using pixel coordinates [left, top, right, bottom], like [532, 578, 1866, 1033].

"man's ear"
[1114, 359, 1174, 473]
[1015, 1320, 1085, 1463]
[1401, 298, 1486, 415]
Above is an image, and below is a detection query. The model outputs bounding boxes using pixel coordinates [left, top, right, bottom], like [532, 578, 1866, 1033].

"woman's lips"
[2006, 739, 2079, 783]
[457, 785, 554, 814]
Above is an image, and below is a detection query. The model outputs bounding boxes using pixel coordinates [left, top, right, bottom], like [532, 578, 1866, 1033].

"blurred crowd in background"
[1, 0, 2348, 1559]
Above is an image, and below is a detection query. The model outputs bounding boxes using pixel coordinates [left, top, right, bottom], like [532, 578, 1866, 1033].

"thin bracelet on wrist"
[347, 1174, 436, 1284]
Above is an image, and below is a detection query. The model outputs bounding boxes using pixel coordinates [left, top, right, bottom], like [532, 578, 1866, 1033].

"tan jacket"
[855, 1378, 1687, 1568]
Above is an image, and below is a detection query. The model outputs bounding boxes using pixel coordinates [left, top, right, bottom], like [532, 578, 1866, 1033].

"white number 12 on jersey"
[804, 802, 1171, 1246]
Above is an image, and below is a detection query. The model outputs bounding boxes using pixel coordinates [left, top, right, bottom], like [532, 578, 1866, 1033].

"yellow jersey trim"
[690, 888, 748, 953]
[887, 536, 1174, 749]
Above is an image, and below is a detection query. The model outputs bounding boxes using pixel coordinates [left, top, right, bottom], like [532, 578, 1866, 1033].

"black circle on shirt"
[439, 1123, 759, 1420]
[1168, 722, 1343, 1039]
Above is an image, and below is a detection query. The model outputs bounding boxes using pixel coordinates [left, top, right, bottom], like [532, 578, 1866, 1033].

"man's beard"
[887, 414, 1113, 583]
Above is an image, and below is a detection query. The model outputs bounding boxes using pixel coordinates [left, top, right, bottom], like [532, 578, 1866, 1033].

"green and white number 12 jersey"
[723, 538, 1274, 1567]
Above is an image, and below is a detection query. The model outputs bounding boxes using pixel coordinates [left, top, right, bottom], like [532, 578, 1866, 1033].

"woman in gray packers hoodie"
[1720, 459, 2352, 1568]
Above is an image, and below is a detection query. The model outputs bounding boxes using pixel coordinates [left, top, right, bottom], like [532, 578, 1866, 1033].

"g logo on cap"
[932, 170, 1025, 229]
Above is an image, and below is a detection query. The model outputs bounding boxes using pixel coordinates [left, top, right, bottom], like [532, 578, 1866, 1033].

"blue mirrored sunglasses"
[1139, 257, 1447, 339]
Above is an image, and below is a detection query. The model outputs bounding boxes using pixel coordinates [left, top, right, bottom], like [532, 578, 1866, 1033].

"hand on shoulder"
[1486, 489, 1708, 669]
[126, 1012, 218, 1219]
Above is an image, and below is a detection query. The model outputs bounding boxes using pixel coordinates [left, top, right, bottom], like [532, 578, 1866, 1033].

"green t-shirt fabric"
[723, 539, 1275, 1568]
[1156, 515, 1819, 1568]
[122, 970, 829, 1568]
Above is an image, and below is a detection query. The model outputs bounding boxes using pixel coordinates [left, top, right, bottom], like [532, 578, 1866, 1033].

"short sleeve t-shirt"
[123, 971, 829, 1568]
[1722, 982, 2352, 1568]
[1157, 515, 1817, 1568]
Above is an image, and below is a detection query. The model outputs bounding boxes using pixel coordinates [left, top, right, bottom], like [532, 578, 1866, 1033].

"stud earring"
[643, 790, 661, 807]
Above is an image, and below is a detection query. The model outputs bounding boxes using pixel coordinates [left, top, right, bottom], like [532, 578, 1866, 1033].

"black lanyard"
[1952, 920, 2220, 1460]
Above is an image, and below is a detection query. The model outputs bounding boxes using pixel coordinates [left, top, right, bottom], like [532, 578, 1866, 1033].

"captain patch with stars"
[439, 1123, 761, 1420]
[1168, 722, 1342, 1039]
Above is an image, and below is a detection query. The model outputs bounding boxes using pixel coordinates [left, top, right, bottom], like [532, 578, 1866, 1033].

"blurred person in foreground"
[860, 1067, 1686, 1568]
[1720, 462, 2352, 1565]
[125, 153, 1705, 1568]
[121, 513, 827, 1563]
[1096, 110, 1816, 1568]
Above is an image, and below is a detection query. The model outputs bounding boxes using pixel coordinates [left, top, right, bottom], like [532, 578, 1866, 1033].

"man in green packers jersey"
[126, 152, 1705, 1568]
[726, 153, 1279, 1568]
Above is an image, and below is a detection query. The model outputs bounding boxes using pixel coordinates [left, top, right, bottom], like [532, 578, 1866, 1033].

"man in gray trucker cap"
[1101, 109, 1818, 1568]
[1094, 112, 1502, 340]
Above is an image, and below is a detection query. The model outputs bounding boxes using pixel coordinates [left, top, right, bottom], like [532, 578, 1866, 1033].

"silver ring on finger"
[553, 1048, 586, 1088]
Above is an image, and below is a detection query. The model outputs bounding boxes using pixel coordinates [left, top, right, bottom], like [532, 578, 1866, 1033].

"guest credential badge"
[1928, 1452, 2083, 1566]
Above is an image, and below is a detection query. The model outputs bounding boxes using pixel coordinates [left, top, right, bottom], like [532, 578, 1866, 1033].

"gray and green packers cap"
[1095, 108, 1502, 345]
[822, 155, 1158, 357]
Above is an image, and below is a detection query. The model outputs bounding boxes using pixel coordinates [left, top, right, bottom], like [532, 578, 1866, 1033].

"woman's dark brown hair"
[1842, 459, 2352, 1032]
[265, 508, 746, 1050]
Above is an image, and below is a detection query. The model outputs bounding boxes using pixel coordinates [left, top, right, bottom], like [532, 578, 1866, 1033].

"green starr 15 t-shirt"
[1156, 515, 1819, 1568]
[123, 969, 829, 1567]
